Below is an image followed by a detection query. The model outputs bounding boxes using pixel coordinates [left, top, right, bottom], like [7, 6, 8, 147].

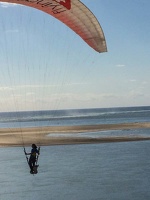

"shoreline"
[0, 122, 150, 147]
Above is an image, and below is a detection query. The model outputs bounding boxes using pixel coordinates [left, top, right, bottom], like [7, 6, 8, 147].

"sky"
[0, 0, 150, 112]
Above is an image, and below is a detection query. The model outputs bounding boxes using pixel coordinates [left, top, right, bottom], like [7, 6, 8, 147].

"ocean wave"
[0, 106, 150, 123]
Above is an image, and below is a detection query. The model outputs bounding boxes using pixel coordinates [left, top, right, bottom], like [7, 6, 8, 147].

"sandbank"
[0, 122, 150, 147]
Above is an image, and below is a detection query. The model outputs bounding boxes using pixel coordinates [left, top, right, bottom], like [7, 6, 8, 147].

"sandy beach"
[0, 122, 150, 147]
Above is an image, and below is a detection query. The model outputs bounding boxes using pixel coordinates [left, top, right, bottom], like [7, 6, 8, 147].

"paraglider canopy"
[0, 0, 107, 53]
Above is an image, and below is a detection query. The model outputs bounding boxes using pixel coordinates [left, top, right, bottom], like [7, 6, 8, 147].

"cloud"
[130, 79, 136, 82]
[67, 82, 87, 86]
[0, 83, 87, 91]
[99, 93, 118, 98]
[0, 2, 18, 7]
[129, 90, 144, 98]
[26, 92, 35, 96]
[142, 81, 147, 85]
[116, 64, 125, 68]
[50, 93, 119, 103]
[0, 86, 13, 91]
[6, 29, 19, 33]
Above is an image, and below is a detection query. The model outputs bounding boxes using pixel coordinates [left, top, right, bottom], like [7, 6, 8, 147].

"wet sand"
[0, 122, 150, 147]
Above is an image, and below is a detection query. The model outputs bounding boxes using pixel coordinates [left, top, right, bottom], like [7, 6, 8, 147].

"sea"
[0, 106, 150, 200]
[0, 106, 150, 128]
